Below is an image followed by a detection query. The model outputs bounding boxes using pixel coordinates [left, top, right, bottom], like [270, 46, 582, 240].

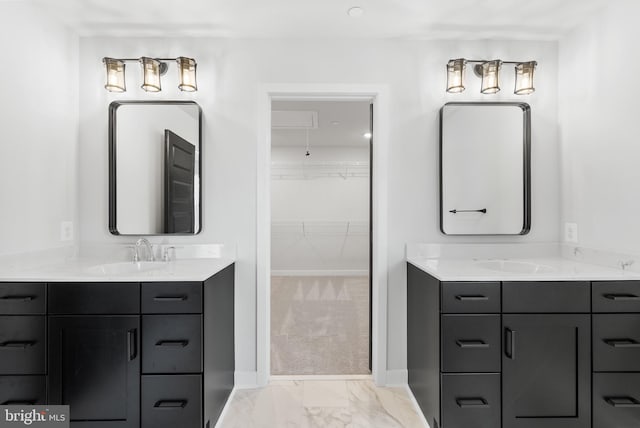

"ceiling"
[29, 0, 609, 40]
[271, 101, 370, 148]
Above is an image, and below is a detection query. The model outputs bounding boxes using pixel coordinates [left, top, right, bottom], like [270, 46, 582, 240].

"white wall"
[560, 0, 640, 255]
[78, 37, 559, 375]
[0, 3, 78, 256]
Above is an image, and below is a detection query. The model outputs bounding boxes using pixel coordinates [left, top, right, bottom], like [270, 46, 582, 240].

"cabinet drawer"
[142, 282, 202, 314]
[503, 281, 590, 313]
[49, 282, 139, 314]
[441, 282, 500, 313]
[0, 283, 46, 315]
[441, 373, 501, 428]
[0, 316, 46, 375]
[594, 373, 640, 428]
[0, 376, 46, 405]
[142, 375, 202, 428]
[142, 315, 202, 374]
[594, 314, 640, 372]
[441, 315, 501, 373]
[593, 281, 640, 313]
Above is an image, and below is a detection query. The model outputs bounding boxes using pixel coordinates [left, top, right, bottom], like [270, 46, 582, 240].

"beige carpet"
[271, 276, 370, 375]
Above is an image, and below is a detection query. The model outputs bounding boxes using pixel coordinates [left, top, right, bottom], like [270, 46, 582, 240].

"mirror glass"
[109, 101, 201, 235]
[440, 102, 530, 235]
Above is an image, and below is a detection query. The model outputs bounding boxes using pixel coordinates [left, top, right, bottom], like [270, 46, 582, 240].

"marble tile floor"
[217, 380, 427, 428]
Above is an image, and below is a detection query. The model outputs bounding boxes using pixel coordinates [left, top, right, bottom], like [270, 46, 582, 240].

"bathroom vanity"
[407, 255, 640, 428]
[0, 259, 234, 428]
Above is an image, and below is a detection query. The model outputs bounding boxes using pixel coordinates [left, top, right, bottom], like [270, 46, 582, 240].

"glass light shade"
[515, 61, 537, 95]
[177, 57, 198, 92]
[103, 58, 126, 92]
[446, 59, 466, 93]
[480, 60, 502, 94]
[139, 57, 162, 92]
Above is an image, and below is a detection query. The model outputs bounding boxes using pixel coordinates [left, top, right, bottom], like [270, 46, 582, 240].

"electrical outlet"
[60, 221, 74, 242]
[565, 222, 578, 243]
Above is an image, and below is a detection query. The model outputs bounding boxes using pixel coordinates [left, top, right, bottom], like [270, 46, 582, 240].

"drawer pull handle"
[128, 329, 137, 361]
[604, 338, 640, 348]
[0, 295, 35, 301]
[505, 328, 515, 359]
[154, 400, 188, 409]
[456, 340, 489, 349]
[604, 293, 640, 301]
[156, 340, 189, 347]
[456, 398, 489, 408]
[153, 295, 188, 302]
[605, 396, 640, 408]
[0, 341, 35, 349]
[455, 295, 489, 301]
[2, 400, 37, 406]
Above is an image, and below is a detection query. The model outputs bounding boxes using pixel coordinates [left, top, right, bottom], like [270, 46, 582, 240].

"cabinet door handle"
[456, 397, 489, 408]
[127, 329, 137, 361]
[455, 295, 488, 301]
[153, 295, 188, 301]
[2, 400, 37, 406]
[0, 341, 35, 349]
[155, 340, 189, 347]
[154, 400, 188, 408]
[604, 338, 640, 348]
[605, 396, 640, 408]
[0, 295, 35, 301]
[505, 328, 515, 359]
[456, 340, 489, 348]
[604, 293, 640, 301]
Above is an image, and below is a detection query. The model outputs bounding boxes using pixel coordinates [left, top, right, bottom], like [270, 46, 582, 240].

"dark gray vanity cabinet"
[48, 283, 141, 428]
[407, 264, 593, 428]
[0, 282, 47, 406]
[0, 264, 235, 428]
[592, 281, 640, 428]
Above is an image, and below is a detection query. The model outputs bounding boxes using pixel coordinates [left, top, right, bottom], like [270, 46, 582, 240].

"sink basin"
[85, 261, 167, 276]
[475, 260, 556, 274]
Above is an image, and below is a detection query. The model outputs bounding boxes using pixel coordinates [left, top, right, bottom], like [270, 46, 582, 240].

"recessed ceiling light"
[348, 7, 365, 18]
[331, 121, 340, 125]
[363, 132, 372, 139]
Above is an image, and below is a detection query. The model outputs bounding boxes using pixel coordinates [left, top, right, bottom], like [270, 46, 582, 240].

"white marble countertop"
[0, 258, 234, 282]
[407, 256, 640, 282]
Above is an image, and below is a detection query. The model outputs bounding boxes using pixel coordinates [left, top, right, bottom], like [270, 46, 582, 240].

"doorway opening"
[270, 100, 372, 376]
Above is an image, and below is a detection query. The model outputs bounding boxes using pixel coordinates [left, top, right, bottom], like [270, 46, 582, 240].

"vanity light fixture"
[101, 56, 198, 93]
[446, 58, 537, 95]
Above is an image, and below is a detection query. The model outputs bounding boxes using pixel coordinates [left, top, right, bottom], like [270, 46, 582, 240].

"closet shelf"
[271, 161, 370, 180]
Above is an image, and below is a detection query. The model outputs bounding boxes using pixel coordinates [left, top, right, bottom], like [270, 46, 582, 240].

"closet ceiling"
[31, 0, 608, 39]
[272, 101, 370, 148]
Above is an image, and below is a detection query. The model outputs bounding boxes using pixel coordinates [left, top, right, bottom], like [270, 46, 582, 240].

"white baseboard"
[270, 374, 372, 381]
[404, 384, 431, 428]
[385, 369, 408, 386]
[234, 371, 258, 389]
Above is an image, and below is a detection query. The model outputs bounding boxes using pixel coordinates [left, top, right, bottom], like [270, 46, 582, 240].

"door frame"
[256, 83, 389, 386]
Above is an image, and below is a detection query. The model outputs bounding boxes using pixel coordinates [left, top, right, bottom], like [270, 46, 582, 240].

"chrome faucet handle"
[125, 245, 140, 263]
[163, 246, 177, 262]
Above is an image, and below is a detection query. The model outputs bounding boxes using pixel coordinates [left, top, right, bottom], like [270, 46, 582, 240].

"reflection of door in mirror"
[109, 101, 201, 235]
[164, 130, 195, 233]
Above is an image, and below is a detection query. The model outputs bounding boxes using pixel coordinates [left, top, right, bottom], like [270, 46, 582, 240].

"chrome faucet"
[134, 238, 155, 262]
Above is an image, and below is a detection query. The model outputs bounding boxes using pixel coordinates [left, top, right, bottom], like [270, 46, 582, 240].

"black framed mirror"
[109, 101, 202, 235]
[440, 102, 531, 235]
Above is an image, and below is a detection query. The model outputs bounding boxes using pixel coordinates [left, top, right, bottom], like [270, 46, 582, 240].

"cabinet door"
[48, 316, 140, 428]
[502, 314, 591, 428]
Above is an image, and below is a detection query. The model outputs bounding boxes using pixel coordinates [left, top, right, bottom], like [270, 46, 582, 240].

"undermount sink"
[85, 261, 167, 276]
[475, 260, 556, 274]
